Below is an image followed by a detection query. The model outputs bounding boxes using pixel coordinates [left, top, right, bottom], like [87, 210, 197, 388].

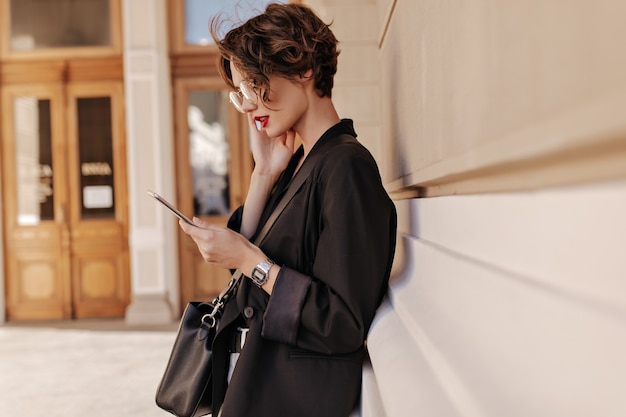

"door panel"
[6, 242, 72, 319]
[2, 85, 72, 319]
[66, 82, 129, 318]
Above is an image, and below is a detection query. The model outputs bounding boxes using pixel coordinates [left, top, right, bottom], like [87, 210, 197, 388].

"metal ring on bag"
[201, 313, 216, 328]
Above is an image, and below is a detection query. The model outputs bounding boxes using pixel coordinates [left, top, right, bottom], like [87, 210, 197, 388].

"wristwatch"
[250, 258, 275, 287]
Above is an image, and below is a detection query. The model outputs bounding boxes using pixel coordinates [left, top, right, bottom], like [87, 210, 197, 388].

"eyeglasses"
[229, 81, 258, 113]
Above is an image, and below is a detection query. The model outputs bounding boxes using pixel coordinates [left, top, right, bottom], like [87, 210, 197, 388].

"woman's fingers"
[178, 220, 250, 269]
[191, 216, 210, 228]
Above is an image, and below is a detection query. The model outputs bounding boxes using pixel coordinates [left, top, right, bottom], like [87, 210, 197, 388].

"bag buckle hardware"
[200, 301, 223, 329]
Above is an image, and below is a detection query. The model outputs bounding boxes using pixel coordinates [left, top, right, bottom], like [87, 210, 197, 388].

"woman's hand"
[248, 114, 295, 180]
[179, 217, 265, 273]
[180, 216, 280, 294]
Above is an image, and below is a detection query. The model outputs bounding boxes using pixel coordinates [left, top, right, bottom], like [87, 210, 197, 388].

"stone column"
[122, 0, 178, 324]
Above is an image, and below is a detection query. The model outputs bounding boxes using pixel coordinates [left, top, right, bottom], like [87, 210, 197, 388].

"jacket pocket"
[288, 347, 364, 362]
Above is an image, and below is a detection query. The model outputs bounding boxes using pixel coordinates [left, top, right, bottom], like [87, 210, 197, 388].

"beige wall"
[378, 186, 626, 417]
[378, 0, 626, 197]
[306, 0, 626, 416]
[306, 0, 384, 164]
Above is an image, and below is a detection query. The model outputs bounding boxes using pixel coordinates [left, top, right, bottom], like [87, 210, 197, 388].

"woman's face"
[229, 62, 308, 137]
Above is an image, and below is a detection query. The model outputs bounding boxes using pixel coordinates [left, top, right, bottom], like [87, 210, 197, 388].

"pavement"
[0, 320, 179, 416]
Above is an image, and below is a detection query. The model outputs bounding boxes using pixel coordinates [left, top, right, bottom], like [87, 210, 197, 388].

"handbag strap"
[202, 134, 355, 327]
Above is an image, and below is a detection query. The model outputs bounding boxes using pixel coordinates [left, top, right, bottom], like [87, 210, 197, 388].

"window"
[170, 0, 287, 53]
[1, 0, 121, 58]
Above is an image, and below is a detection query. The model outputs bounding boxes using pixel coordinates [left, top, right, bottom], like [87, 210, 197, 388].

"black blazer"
[212, 119, 397, 417]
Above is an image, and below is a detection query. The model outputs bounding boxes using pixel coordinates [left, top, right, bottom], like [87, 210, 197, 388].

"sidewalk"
[0, 320, 178, 416]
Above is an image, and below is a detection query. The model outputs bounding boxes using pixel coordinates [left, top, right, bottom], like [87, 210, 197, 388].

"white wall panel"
[414, 180, 626, 312]
[369, 227, 626, 417]
[368, 299, 467, 417]
[361, 361, 388, 417]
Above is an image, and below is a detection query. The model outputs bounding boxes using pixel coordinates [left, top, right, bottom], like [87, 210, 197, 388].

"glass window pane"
[77, 97, 115, 220]
[10, 0, 111, 51]
[14, 97, 54, 226]
[188, 91, 230, 216]
[185, 0, 286, 46]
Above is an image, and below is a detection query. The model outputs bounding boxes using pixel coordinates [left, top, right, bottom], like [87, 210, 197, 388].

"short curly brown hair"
[210, 3, 340, 100]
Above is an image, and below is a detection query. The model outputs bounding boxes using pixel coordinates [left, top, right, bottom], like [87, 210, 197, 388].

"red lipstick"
[254, 116, 269, 128]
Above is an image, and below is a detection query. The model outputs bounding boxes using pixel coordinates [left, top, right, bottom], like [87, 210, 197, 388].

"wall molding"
[388, 87, 626, 199]
[377, 0, 397, 49]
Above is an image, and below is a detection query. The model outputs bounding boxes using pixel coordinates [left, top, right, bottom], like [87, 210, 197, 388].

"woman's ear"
[301, 69, 313, 80]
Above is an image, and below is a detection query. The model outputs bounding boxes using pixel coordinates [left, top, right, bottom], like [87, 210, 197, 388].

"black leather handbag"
[155, 300, 225, 417]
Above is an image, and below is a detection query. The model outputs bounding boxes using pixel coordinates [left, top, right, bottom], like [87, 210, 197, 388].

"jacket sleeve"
[262, 144, 397, 354]
[226, 205, 244, 233]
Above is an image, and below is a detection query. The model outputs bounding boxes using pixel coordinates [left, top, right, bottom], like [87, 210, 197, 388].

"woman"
[180, 4, 397, 417]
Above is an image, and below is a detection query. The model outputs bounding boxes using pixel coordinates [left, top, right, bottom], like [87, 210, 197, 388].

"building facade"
[2, 0, 626, 415]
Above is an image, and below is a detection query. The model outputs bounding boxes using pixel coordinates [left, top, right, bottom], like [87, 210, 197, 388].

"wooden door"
[1, 81, 130, 320]
[1, 84, 72, 319]
[173, 77, 252, 308]
[65, 82, 129, 318]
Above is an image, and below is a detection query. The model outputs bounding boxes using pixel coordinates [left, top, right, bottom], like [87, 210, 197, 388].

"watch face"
[251, 260, 273, 287]
[252, 268, 264, 281]
[251, 266, 268, 286]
